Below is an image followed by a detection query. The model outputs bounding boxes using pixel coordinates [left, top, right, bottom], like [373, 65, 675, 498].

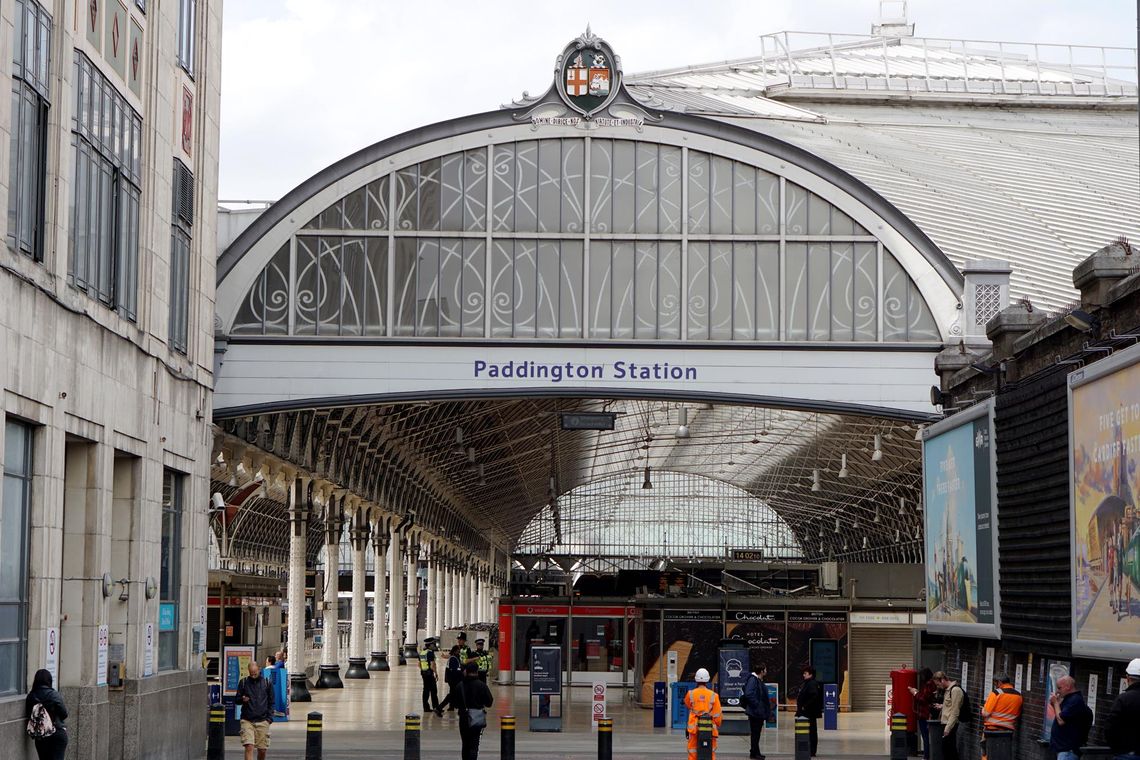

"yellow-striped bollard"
[696, 714, 714, 760]
[598, 717, 613, 760]
[795, 715, 811, 760]
[891, 713, 909, 760]
[404, 713, 421, 760]
[206, 704, 224, 760]
[305, 711, 323, 760]
[501, 715, 516, 760]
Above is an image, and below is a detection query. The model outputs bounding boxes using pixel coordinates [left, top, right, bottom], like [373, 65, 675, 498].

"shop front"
[498, 602, 637, 685]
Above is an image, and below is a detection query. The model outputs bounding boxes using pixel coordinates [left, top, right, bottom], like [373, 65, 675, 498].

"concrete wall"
[0, 0, 221, 757]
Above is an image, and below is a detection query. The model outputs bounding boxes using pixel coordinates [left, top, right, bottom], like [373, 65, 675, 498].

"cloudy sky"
[219, 0, 1137, 200]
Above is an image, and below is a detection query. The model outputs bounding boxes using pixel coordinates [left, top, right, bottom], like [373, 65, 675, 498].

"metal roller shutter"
[849, 626, 914, 711]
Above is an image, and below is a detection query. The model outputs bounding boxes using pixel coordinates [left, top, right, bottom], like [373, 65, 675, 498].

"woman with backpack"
[25, 668, 68, 760]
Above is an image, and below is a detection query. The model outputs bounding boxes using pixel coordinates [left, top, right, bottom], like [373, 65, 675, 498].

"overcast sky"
[218, 0, 1137, 200]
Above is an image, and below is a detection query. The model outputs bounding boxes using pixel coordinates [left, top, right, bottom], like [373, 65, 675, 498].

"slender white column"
[442, 564, 452, 629]
[426, 553, 437, 638]
[405, 543, 419, 650]
[321, 499, 342, 669]
[371, 529, 389, 655]
[387, 535, 404, 659]
[350, 522, 367, 660]
[286, 478, 308, 676]
[438, 562, 447, 631]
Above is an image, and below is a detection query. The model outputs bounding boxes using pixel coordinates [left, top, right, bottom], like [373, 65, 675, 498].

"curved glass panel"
[230, 138, 940, 342]
[515, 470, 802, 559]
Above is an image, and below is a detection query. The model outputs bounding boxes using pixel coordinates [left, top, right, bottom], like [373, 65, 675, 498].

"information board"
[810, 639, 839, 685]
[718, 643, 750, 709]
[142, 623, 154, 677]
[45, 628, 58, 684]
[223, 645, 257, 697]
[96, 625, 109, 687]
[159, 603, 177, 632]
[530, 646, 562, 695]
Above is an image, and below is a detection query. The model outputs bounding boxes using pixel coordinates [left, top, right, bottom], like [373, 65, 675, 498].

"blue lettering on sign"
[473, 360, 698, 382]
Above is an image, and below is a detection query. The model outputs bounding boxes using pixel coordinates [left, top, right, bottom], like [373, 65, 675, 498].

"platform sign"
[143, 623, 155, 677]
[530, 646, 561, 695]
[223, 645, 256, 696]
[592, 680, 607, 724]
[96, 625, 109, 686]
[824, 683, 839, 730]
[45, 628, 58, 684]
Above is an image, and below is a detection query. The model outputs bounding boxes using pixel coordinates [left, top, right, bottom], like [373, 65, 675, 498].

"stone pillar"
[315, 494, 344, 688]
[368, 523, 390, 670]
[425, 550, 437, 639]
[404, 541, 419, 656]
[345, 505, 370, 679]
[388, 533, 405, 665]
[287, 477, 312, 702]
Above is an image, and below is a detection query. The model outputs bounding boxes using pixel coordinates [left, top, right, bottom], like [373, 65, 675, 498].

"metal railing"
[753, 31, 1137, 97]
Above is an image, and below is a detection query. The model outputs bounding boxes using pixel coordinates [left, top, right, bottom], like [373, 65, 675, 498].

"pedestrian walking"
[909, 668, 939, 760]
[25, 669, 68, 760]
[935, 671, 966, 760]
[453, 662, 494, 760]
[1048, 675, 1093, 760]
[418, 637, 443, 716]
[684, 668, 723, 760]
[439, 644, 464, 712]
[795, 666, 823, 758]
[1105, 658, 1140, 760]
[236, 661, 274, 760]
[742, 662, 771, 759]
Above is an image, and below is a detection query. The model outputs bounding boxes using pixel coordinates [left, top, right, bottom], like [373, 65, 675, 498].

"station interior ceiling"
[212, 395, 934, 574]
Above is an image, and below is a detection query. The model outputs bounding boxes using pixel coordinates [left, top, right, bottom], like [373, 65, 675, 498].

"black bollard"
[404, 713, 421, 760]
[598, 717, 613, 760]
[305, 711, 323, 760]
[929, 719, 944, 760]
[206, 703, 225, 760]
[501, 715, 516, 760]
[985, 732, 1014, 760]
[695, 714, 714, 760]
[795, 716, 811, 760]
[891, 713, 908, 760]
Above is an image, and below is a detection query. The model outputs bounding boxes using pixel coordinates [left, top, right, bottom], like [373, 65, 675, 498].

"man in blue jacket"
[1048, 675, 1092, 760]
[742, 662, 772, 760]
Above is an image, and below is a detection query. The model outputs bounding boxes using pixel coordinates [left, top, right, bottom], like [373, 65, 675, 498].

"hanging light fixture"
[452, 427, 466, 456]
[676, 407, 691, 439]
[898, 496, 906, 515]
[834, 517, 841, 534]
[871, 433, 883, 462]
[642, 466, 653, 490]
[477, 463, 486, 486]
[873, 506, 881, 523]
[838, 453, 849, 479]
[914, 525, 921, 540]
[862, 536, 869, 549]
[811, 469, 822, 492]
[894, 529, 901, 543]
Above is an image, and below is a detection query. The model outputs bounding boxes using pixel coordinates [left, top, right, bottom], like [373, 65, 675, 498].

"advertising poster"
[530, 646, 562, 695]
[662, 609, 722, 682]
[718, 642, 751, 709]
[1070, 346, 1140, 658]
[1042, 660, 1071, 740]
[725, 611, 786, 698]
[923, 400, 1000, 637]
[223, 645, 256, 696]
[639, 610, 663, 704]
[787, 612, 847, 703]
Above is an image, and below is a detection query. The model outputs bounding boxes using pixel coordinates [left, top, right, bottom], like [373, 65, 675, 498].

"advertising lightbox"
[1069, 343, 1140, 658]
[922, 399, 1000, 637]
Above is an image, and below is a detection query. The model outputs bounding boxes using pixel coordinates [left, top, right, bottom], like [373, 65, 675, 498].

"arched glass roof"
[516, 470, 803, 560]
[229, 137, 940, 343]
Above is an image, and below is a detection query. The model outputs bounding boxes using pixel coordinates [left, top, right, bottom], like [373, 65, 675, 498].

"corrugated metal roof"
[629, 34, 1140, 314]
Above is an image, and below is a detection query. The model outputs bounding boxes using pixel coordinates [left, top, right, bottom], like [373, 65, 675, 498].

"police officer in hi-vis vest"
[418, 637, 443, 716]
[473, 638, 492, 683]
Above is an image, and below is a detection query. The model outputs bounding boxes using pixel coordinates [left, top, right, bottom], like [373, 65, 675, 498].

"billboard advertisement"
[1070, 344, 1140, 658]
[724, 611, 786, 698]
[922, 399, 1000, 637]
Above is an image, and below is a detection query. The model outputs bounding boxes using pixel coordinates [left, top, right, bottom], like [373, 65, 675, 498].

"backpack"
[26, 701, 55, 740]
[953, 685, 974, 724]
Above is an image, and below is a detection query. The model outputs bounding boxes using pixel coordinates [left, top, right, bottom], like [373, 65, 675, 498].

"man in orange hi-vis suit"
[685, 668, 724, 760]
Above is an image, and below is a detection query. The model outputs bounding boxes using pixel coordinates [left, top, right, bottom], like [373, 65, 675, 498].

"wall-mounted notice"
[1014, 664, 1024, 692]
[96, 625, 109, 687]
[143, 623, 155, 677]
[45, 628, 58, 684]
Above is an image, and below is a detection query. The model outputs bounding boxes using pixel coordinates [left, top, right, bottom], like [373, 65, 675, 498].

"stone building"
[0, 1, 220, 758]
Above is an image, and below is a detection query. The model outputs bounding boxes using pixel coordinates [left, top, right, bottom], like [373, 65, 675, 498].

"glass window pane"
[514, 142, 538, 233]
[589, 139, 612, 233]
[415, 238, 440, 337]
[611, 241, 634, 338]
[807, 243, 831, 340]
[709, 242, 732, 340]
[0, 640, 23, 696]
[660, 146, 682, 234]
[560, 139, 584, 234]
[882, 254, 908, 341]
[785, 242, 807, 340]
[559, 241, 583, 338]
[536, 140, 561, 234]
[588, 241, 611, 339]
[364, 237, 387, 336]
[732, 163, 756, 235]
[491, 144, 515, 232]
[808, 193, 831, 236]
[294, 237, 320, 335]
[366, 176, 389, 230]
[633, 243, 658, 339]
[688, 151, 709, 235]
[512, 240, 536, 337]
[439, 154, 464, 231]
[658, 242, 681, 340]
[634, 143, 658, 235]
[786, 182, 807, 235]
[757, 243, 779, 341]
[733, 243, 756, 340]
[339, 237, 367, 336]
[611, 142, 635, 235]
[536, 241, 559, 338]
[438, 239, 462, 337]
[463, 149, 487, 233]
[461, 240, 485, 337]
[0, 476, 28, 600]
[489, 240, 512, 337]
[853, 243, 877, 341]
[417, 158, 441, 232]
[709, 156, 733, 235]
[686, 242, 709, 340]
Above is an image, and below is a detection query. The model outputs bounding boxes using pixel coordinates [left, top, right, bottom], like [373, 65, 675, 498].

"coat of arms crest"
[557, 28, 621, 118]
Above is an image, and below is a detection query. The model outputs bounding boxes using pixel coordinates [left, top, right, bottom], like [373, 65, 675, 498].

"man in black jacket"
[453, 662, 494, 760]
[439, 645, 464, 712]
[236, 661, 275, 760]
[796, 666, 823, 758]
[742, 662, 772, 760]
[1105, 658, 1140, 759]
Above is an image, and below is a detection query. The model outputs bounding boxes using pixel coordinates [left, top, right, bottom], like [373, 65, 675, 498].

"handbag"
[462, 681, 487, 728]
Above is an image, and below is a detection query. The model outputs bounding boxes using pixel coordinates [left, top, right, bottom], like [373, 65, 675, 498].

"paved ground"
[221, 665, 895, 759]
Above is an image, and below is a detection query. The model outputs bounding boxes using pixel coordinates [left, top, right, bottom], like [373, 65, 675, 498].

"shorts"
[240, 719, 271, 749]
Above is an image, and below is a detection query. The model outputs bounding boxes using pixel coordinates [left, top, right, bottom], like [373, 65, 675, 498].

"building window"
[8, 0, 51, 261]
[169, 161, 194, 354]
[68, 52, 142, 320]
[1, 420, 33, 696]
[177, 0, 195, 75]
[159, 470, 183, 671]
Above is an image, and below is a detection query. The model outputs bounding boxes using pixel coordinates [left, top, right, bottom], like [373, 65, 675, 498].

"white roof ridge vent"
[872, 0, 915, 38]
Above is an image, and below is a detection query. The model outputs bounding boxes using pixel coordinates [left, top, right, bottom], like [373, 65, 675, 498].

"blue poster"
[718, 645, 750, 708]
[765, 684, 779, 728]
[530, 646, 562, 695]
[159, 603, 177, 632]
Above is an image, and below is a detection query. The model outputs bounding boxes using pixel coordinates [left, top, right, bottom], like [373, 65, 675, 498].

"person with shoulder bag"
[453, 662, 494, 760]
[26, 668, 68, 760]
